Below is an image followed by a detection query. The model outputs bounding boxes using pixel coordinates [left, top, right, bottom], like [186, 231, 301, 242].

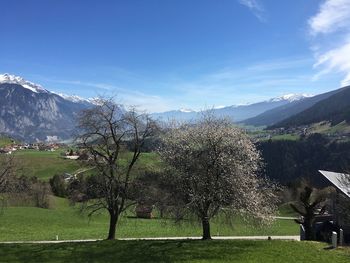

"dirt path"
[0, 235, 300, 244]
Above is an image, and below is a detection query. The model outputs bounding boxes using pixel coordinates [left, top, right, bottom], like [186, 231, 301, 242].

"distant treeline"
[258, 134, 350, 186]
[126, 132, 350, 187]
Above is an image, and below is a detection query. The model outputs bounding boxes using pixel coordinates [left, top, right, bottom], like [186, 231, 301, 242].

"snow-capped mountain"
[270, 93, 313, 102]
[0, 73, 49, 93]
[242, 89, 343, 127]
[52, 93, 87, 103]
[0, 73, 96, 104]
[0, 74, 94, 142]
[179, 108, 196, 113]
[51, 92, 98, 105]
[151, 94, 312, 123]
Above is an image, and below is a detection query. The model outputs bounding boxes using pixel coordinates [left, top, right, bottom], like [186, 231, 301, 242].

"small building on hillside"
[135, 204, 153, 219]
[319, 170, 350, 243]
[64, 155, 80, 160]
[0, 148, 11, 154]
[0, 146, 16, 154]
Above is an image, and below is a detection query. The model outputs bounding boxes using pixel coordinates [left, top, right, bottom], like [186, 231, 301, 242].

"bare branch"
[73, 97, 158, 240]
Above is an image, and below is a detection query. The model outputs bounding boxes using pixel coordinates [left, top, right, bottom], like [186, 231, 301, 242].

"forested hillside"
[258, 134, 350, 186]
[272, 86, 350, 128]
[241, 88, 343, 127]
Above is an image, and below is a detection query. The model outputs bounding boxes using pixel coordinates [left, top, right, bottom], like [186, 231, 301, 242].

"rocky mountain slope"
[0, 74, 93, 142]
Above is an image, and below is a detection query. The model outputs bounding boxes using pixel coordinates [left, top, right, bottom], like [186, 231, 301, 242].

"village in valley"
[0, 141, 62, 154]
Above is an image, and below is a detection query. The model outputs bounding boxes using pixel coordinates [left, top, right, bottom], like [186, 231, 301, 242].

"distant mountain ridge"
[271, 86, 350, 128]
[0, 74, 94, 142]
[2, 72, 345, 141]
[240, 88, 343, 127]
[151, 94, 312, 122]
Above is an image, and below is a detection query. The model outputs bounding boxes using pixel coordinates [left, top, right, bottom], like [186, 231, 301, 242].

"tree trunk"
[304, 219, 314, 241]
[107, 212, 118, 240]
[201, 217, 211, 240]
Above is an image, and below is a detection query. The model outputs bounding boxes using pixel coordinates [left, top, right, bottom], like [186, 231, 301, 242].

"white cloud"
[309, 0, 350, 87]
[53, 79, 116, 90]
[309, 0, 350, 35]
[313, 39, 350, 84]
[117, 91, 175, 113]
[341, 73, 350, 86]
[245, 58, 313, 72]
[238, 0, 266, 22]
[40, 77, 175, 112]
[37, 57, 314, 113]
[162, 57, 313, 110]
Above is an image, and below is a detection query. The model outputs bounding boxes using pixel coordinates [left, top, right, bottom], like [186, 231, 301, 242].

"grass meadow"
[0, 196, 298, 241]
[10, 149, 161, 181]
[0, 149, 299, 241]
[2, 147, 343, 263]
[0, 240, 349, 263]
[12, 150, 80, 181]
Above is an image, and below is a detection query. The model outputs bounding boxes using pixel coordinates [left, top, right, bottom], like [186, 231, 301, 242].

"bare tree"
[75, 98, 157, 240]
[0, 156, 51, 209]
[290, 180, 334, 240]
[133, 170, 175, 218]
[0, 156, 15, 209]
[0, 156, 15, 193]
[159, 114, 278, 240]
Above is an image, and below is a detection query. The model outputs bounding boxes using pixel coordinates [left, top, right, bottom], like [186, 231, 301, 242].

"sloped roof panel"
[319, 170, 350, 198]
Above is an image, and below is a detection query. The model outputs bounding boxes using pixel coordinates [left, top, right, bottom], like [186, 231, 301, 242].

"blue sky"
[0, 0, 350, 112]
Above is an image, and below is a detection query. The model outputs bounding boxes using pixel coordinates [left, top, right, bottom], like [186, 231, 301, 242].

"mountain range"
[271, 85, 350, 128]
[151, 94, 312, 123]
[240, 88, 343, 127]
[1, 73, 349, 142]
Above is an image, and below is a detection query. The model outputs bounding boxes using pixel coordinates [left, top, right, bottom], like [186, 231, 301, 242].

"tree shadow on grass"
[125, 216, 190, 221]
[0, 240, 265, 263]
[73, 240, 260, 263]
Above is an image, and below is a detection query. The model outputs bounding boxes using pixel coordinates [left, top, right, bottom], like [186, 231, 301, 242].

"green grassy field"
[250, 132, 300, 141]
[270, 134, 300, 141]
[0, 149, 298, 241]
[0, 197, 298, 241]
[0, 240, 349, 263]
[0, 136, 15, 147]
[1, 144, 339, 263]
[9, 150, 161, 181]
[310, 121, 350, 135]
[278, 203, 297, 217]
[12, 150, 81, 181]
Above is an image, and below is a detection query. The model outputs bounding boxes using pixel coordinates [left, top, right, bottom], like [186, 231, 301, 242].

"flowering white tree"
[159, 115, 278, 240]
